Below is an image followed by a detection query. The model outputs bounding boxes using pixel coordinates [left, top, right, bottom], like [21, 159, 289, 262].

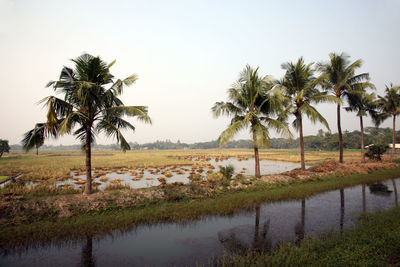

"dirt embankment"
[0, 159, 398, 225]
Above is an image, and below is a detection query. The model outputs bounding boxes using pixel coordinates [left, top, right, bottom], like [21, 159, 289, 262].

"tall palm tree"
[26, 53, 151, 194]
[212, 65, 290, 177]
[374, 83, 400, 160]
[344, 88, 377, 162]
[22, 123, 57, 155]
[278, 58, 337, 170]
[318, 53, 372, 163]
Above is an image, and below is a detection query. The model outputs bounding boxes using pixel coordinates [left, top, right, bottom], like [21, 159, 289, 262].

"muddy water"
[1, 178, 399, 267]
[58, 158, 303, 190]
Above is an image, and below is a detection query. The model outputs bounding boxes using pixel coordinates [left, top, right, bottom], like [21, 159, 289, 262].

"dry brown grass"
[0, 149, 366, 185]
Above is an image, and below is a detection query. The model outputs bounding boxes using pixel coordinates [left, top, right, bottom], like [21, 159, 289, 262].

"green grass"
[0, 176, 7, 182]
[215, 206, 400, 266]
[1, 167, 399, 250]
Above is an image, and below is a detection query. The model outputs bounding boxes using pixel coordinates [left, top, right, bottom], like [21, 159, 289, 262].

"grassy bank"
[1, 167, 399, 250]
[216, 206, 400, 266]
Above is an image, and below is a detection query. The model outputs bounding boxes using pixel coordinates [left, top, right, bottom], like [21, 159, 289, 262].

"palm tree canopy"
[0, 139, 10, 154]
[212, 65, 291, 147]
[345, 89, 377, 118]
[374, 83, 400, 125]
[22, 123, 58, 151]
[317, 53, 372, 98]
[278, 57, 338, 130]
[41, 53, 151, 150]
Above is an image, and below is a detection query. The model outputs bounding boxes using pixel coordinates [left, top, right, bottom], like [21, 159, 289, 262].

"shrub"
[365, 144, 389, 161]
[206, 172, 225, 182]
[219, 165, 235, 179]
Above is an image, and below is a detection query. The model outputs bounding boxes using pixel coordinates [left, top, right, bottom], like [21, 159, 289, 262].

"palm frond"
[105, 106, 152, 124]
[301, 103, 330, 130]
[218, 118, 249, 147]
[97, 119, 131, 151]
[212, 102, 242, 118]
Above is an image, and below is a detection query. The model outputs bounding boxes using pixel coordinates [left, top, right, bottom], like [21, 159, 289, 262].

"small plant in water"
[219, 165, 235, 180]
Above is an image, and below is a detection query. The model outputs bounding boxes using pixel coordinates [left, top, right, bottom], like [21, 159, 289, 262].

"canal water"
[1, 178, 399, 266]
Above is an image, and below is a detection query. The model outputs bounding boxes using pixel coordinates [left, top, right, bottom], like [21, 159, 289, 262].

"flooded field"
[1, 178, 398, 266]
[57, 157, 303, 190]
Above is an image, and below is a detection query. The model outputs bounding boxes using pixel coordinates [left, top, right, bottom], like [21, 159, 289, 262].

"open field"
[0, 149, 362, 182]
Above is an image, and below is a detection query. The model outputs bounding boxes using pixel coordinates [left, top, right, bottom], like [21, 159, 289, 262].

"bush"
[365, 143, 389, 161]
[219, 165, 235, 179]
[206, 172, 225, 182]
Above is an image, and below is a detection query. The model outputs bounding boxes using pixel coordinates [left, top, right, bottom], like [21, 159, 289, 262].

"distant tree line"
[10, 127, 398, 152]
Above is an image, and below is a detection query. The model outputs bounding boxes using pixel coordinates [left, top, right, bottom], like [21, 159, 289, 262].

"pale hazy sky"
[1, 0, 399, 146]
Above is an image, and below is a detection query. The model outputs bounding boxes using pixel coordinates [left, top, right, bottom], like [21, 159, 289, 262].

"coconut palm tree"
[28, 53, 151, 194]
[22, 123, 58, 155]
[278, 58, 337, 170]
[318, 53, 372, 163]
[212, 65, 291, 177]
[0, 139, 10, 158]
[344, 88, 377, 162]
[374, 83, 400, 160]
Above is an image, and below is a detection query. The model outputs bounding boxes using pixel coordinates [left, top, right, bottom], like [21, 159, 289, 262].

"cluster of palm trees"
[213, 53, 400, 176]
[21, 52, 399, 194]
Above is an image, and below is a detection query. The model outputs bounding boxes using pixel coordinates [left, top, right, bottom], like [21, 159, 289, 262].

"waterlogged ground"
[56, 157, 302, 190]
[1, 178, 399, 266]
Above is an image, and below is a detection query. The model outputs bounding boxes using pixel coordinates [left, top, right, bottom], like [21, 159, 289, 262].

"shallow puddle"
[1, 178, 399, 266]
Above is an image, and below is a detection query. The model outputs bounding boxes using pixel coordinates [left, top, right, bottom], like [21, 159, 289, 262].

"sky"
[1, 0, 399, 146]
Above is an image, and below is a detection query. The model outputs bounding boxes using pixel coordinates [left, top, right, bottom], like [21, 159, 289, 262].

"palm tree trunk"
[36, 147, 39, 156]
[392, 114, 396, 161]
[337, 104, 344, 163]
[252, 131, 261, 177]
[360, 116, 365, 163]
[84, 124, 92, 194]
[298, 111, 305, 170]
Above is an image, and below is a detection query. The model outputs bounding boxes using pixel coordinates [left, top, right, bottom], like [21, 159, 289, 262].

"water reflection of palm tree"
[340, 189, 345, 232]
[392, 179, 398, 207]
[218, 204, 271, 255]
[81, 235, 95, 267]
[368, 183, 392, 196]
[362, 184, 366, 212]
[295, 198, 306, 242]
